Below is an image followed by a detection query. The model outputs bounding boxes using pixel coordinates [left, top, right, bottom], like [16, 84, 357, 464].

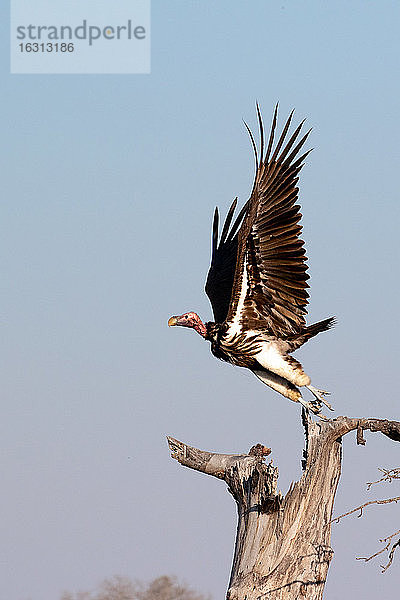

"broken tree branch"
[356, 529, 400, 571]
[367, 468, 400, 489]
[330, 463, 400, 574]
[167, 414, 400, 599]
[330, 496, 400, 523]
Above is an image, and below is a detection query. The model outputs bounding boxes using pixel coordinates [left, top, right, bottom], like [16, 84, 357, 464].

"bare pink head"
[168, 312, 207, 338]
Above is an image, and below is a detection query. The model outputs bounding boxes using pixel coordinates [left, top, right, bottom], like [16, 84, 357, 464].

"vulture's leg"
[254, 347, 311, 387]
[306, 385, 334, 411]
[251, 369, 301, 403]
[252, 369, 329, 420]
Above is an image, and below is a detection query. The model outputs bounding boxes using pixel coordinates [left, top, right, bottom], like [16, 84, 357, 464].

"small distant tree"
[95, 575, 138, 600]
[60, 591, 92, 600]
[60, 574, 211, 600]
[133, 575, 211, 600]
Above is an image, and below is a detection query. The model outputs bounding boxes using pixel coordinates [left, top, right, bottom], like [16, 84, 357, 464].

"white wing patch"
[225, 256, 248, 339]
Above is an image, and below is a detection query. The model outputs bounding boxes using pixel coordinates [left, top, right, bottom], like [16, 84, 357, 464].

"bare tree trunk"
[167, 414, 400, 600]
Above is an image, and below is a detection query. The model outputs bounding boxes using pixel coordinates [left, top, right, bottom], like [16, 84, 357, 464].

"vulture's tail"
[304, 316, 336, 341]
[289, 316, 336, 350]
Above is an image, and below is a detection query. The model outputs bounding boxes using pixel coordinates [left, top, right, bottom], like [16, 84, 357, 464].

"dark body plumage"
[169, 106, 335, 417]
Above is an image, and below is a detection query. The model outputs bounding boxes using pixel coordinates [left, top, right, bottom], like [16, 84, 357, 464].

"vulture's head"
[168, 312, 207, 337]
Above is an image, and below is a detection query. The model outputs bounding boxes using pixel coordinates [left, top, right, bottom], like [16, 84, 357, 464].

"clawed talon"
[315, 411, 329, 422]
[297, 384, 335, 420]
[306, 385, 334, 411]
[298, 395, 329, 421]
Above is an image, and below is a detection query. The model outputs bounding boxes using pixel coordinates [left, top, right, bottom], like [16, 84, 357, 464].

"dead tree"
[167, 414, 400, 600]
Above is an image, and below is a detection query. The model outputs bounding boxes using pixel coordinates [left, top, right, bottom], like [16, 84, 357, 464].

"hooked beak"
[168, 316, 178, 327]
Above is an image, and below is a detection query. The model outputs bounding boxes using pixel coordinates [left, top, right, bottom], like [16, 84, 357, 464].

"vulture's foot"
[298, 395, 329, 421]
[306, 385, 334, 411]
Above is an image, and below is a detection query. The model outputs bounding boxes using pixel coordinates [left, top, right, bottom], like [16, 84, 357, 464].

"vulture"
[168, 106, 335, 418]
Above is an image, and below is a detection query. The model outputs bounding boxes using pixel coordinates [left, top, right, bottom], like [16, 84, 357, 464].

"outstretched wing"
[225, 105, 312, 338]
[205, 198, 248, 324]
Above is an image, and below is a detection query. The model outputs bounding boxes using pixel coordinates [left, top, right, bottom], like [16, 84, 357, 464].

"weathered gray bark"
[167, 414, 400, 600]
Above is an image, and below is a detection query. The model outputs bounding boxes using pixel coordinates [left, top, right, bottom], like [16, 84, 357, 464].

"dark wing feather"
[225, 106, 312, 337]
[205, 198, 248, 323]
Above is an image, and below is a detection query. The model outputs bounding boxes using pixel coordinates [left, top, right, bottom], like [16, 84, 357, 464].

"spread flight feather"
[170, 105, 335, 419]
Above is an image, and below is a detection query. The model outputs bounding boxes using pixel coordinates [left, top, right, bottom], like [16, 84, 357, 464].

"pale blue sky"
[1, 2, 400, 599]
